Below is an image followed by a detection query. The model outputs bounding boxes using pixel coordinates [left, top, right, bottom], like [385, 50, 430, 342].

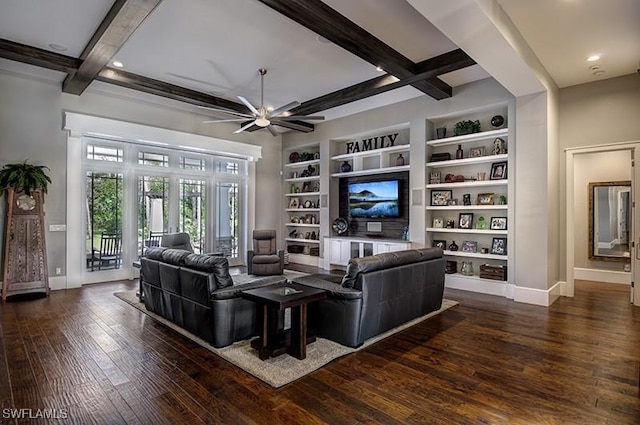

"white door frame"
[565, 141, 640, 305]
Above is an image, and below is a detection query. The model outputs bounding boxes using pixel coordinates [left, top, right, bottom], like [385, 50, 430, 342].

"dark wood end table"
[241, 282, 326, 360]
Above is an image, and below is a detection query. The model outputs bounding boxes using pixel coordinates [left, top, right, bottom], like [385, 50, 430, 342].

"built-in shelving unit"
[330, 143, 410, 177]
[426, 105, 512, 296]
[283, 145, 322, 266]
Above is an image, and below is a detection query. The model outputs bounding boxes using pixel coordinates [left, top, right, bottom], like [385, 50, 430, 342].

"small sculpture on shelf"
[340, 161, 352, 173]
[396, 154, 405, 166]
[448, 241, 459, 251]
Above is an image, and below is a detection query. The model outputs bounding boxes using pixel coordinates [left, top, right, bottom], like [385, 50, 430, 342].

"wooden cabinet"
[2, 188, 49, 300]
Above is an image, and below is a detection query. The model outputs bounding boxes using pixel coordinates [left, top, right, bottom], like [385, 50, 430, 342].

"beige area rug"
[115, 275, 458, 388]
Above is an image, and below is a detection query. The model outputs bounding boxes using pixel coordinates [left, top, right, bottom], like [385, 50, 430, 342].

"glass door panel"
[180, 179, 206, 254]
[138, 175, 169, 258]
[215, 181, 241, 261]
[85, 171, 124, 271]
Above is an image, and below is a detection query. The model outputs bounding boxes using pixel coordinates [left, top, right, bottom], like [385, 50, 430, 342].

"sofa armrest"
[293, 276, 362, 300]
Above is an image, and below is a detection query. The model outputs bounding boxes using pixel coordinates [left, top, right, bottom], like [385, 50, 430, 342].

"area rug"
[115, 277, 458, 388]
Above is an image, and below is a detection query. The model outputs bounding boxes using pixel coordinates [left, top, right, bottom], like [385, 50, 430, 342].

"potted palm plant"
[0, 161, 51, 195]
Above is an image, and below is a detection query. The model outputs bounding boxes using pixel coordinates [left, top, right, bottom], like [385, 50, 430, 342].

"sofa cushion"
[341, 248, 442, 288]
[251, 254, 281, 264]
[161, 249, 192, 266]
[184, 253, 233, 289]
[293, 276, 362, 300]
[211, 275, 287, 300]
[145, 247, 166, 260]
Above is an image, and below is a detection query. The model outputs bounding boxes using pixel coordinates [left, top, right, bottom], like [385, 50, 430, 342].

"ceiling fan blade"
[266, 125, 278, 137]
[271, 120, 314, 133]
[276, 115, 325, 121]
[270, 101, 301, 117]
[233, 120, 257, 134]
[237, 96, 260, 116]
[196, 105, 253, 118]
[202, 118, 247, 123]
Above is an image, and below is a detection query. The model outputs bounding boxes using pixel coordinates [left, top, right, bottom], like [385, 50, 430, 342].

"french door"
[82, 140, 248, 282]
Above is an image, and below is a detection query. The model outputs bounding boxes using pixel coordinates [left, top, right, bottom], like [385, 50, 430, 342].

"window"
[87, 144, 123, 162]
[138, 151, 169, 167]
[81, 136, 249, 274]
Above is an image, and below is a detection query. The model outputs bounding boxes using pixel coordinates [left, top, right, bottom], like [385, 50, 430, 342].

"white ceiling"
[0, 0, 637, 124]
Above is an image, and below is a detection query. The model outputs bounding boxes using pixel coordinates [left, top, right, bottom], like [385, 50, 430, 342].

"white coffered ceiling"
[0, 0, 637, 126]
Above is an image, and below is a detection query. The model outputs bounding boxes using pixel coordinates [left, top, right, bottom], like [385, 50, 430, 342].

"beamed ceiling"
[0, 0, 481, 134]
[0, 0, 637, 135]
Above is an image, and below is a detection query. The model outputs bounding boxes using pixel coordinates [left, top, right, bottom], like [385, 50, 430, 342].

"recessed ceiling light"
[376, 66, 384, 72]
[316, 35, 331, 44]
[48, 43, 68, 52]
[112, 61, 124, 68]
[587, 54, 601, 62]
[593, 70, 606, 76]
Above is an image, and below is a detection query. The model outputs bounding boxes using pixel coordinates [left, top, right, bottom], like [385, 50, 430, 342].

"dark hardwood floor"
[1, 273, 639, 424]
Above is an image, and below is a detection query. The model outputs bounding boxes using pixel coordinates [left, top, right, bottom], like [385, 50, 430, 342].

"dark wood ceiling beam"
[63, 0, 163, 95]
[96, 68, 252, 114]
[0, 39, 80, 74]
[290, 49, 475, 116]
[257, 0, 453, 99]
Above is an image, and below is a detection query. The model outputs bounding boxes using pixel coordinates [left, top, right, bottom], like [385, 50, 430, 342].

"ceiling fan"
[200, 68, 324, 136]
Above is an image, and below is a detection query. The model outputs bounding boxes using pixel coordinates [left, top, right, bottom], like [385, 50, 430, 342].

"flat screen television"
[348, 180, 400, 218]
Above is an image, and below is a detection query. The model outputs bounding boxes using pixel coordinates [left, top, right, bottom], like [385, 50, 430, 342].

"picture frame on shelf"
[445, 219, 456, 228]
[303, 199, 313, 209]
[433, 240, 447, 250]
[490, 237, 507, 255]
[429, 171, 442, 184]
[288, 197, 299, 209]
[490, 162, 508, 180]
[477, 193, 494, 205]
[301, 181, 311, 192]
[458, 213, 474, 229]
[433, 217, 444, 228]
[490, 217, 508, 230]
[463, 194, 471, 206]
[462, 241, 478, 253]
[430, 190, 452, 206]
[469, 147, 485, 158]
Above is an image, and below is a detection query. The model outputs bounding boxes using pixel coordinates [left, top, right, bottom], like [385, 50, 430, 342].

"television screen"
[348, 180, 400, 218]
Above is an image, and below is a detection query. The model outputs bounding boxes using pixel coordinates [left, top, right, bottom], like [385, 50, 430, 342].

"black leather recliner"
[295, 248, 445, 348]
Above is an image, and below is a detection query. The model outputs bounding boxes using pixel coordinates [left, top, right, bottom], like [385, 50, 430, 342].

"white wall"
[559, 73, 640, 280]
[0, 70, 282, 281]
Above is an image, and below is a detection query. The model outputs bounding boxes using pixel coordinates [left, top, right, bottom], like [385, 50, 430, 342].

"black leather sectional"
[139, 246, 445, 349]
[140, 247, 286, 348]
[295, 248, 445, 348]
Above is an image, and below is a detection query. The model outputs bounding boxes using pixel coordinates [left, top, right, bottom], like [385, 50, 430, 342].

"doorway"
[566, 144, 640, 306]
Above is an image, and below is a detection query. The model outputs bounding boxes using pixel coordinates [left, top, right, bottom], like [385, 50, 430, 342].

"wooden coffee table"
[241, 282, 326, 360]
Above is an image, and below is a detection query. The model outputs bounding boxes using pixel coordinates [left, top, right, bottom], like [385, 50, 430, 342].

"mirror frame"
[588, 180, 631, 262]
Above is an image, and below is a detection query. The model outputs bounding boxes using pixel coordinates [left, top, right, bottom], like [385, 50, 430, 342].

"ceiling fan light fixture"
[255, 116, 270, 127]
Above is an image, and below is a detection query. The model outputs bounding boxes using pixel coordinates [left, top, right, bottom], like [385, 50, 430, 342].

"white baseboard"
[574, 267, 631, 285]
[49, 276, 67, 291]
[513, 281, 563, 306]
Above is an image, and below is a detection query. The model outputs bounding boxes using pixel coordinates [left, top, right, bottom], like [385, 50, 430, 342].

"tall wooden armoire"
[2, 188, 49, 300]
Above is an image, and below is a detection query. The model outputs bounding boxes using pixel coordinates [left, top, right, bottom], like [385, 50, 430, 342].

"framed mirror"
[588, 181, 631, 262]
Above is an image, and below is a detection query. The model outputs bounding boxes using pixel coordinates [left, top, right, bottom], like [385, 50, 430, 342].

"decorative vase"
[436, 127, 447, 139]
[448, 241, 459, 251]
[461, 261, 474, 276]
[340, 161, 352, 173]
[491, 115, 505, 128]
[396, 154, 405, 166]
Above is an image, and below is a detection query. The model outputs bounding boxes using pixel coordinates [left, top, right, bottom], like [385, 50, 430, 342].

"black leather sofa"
[140, 247, 286, 348]
[294, 248, 445, 348]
